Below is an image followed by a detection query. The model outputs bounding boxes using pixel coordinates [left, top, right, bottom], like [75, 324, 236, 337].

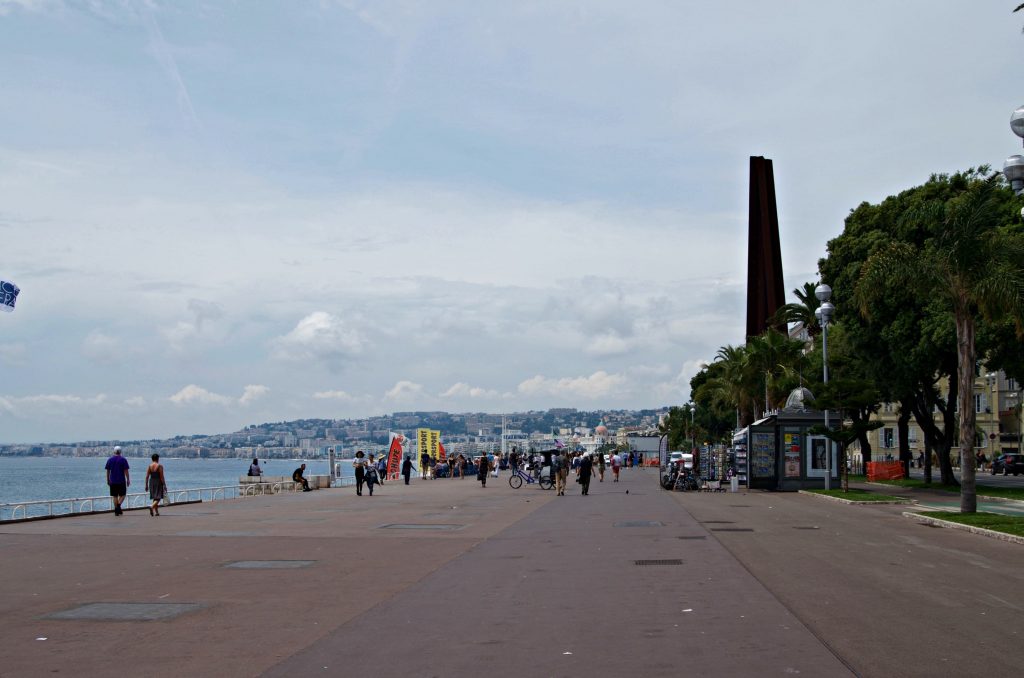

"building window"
[881, 427, 895, 449]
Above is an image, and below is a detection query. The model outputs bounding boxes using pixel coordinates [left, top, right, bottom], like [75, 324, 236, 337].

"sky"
[1, 1, 1022, 443]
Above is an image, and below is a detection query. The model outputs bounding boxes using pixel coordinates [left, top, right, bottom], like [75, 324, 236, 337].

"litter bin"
[730, 476, 739, 493]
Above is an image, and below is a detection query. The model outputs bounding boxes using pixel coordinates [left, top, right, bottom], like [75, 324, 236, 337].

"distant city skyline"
[2, 2, 1021, 442]
[0, 405, 660, 449]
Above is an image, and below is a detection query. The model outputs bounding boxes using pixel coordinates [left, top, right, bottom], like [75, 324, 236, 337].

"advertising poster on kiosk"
[784, 432, 801, 478]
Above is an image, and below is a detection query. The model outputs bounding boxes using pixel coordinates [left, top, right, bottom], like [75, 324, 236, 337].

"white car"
[668, 452, 685, 467]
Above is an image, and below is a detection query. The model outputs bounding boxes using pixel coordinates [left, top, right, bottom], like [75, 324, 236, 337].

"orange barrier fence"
[866, 461, 904, 481]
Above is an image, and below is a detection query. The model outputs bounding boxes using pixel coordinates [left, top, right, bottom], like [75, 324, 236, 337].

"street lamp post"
[1003, 105, 1024, 196]
[815, 285, 836, 490]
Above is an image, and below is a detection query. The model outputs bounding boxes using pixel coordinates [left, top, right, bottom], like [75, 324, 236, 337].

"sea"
[0, 456, 354, 507]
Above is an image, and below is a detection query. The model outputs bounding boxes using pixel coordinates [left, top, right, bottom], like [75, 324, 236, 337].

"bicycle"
[508, 465, 553, 490]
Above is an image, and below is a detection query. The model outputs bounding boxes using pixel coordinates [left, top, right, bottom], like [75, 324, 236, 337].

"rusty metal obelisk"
[746, 156, 786, 339]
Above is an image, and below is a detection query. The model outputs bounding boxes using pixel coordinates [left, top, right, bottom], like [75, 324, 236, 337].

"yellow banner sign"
[429, 430, 440, 459]
[417, 429, 430, 458]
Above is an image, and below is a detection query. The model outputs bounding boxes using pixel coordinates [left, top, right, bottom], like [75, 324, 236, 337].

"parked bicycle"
[509, 465, 553, 490]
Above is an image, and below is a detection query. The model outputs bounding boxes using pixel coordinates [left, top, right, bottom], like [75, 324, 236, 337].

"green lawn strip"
[806, 488, 906, 502]
[917, 511, 1024, 538]
[868, 478, 1024, 502]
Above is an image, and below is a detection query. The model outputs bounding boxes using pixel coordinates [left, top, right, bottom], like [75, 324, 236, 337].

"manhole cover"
[378, 524, 463, 530]
[614, 520, 664, 528]
[45, 602, 203, 621]
[710, 528, 754, 532]
[677, 535, 707, 540]
[634, 559, 683, 566]
[224, 560, 316, 569]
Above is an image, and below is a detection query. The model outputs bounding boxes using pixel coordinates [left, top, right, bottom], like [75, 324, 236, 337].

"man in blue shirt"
[105, 446, 131, 516]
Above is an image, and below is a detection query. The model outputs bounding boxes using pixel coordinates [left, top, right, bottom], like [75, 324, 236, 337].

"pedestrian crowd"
[102, 444, 644, 515]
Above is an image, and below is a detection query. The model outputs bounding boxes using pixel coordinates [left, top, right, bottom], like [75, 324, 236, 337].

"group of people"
[103, 444, 633, 515]
[104, 446, 166, 517]
[417, 452, 499, 480]
[247, 458, 314, 492]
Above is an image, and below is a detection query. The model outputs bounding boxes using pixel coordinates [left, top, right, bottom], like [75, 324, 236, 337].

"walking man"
[105, 446, 130, 516]
[579, 453, 595, 496]
[420, 451, 431, 479]
[402, 455, 413, 485]
[553, 451, 568, 496]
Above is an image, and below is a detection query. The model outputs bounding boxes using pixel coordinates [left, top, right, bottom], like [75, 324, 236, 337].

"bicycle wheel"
[539, 476, 554, 490]
[509, 474, 523, 489]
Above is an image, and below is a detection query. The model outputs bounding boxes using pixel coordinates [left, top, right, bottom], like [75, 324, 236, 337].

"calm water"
[0, 456, 351, 505]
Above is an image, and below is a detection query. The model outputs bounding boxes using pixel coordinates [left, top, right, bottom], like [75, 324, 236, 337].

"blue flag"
[0, 280, 18, 313]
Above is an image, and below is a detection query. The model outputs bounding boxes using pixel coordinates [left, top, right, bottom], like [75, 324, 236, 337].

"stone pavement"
[1, 468, 1021, 677]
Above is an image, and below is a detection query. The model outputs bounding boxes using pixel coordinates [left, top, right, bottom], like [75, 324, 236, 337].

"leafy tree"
[808, 376, 884, 491]
[857, 176, 1024, 512]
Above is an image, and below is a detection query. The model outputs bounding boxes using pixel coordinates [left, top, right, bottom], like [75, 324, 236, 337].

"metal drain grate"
[224, 560, 315, 569]
[792, 526, 820, 531]
[634, 559, 683, 566]
[710, 528, 754, 532]
[378, 523, 463, 530]
[46, 602, 203, 621]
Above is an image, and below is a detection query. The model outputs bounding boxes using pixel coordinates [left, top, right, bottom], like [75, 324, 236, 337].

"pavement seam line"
[666, 490, 863, 678]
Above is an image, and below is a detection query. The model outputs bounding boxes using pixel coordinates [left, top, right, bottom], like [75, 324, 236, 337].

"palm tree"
[698, 344, 758, 426]
[769, 282, 822, 338]
[857, 177, 1024, 513]
[744, 329, 807, 414]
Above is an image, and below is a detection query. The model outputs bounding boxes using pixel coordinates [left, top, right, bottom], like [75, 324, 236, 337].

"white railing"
[1, 476, 358, 522]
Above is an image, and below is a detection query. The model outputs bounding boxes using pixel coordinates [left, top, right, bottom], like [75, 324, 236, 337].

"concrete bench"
[238, 475, 330, 493]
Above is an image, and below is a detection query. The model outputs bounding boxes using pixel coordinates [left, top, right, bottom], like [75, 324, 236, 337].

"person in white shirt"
[352, 451, 368, 496]
[611, 454, 622, 482]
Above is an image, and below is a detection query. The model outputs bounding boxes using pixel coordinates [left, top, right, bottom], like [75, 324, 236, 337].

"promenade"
[1, 469, 1021, 677]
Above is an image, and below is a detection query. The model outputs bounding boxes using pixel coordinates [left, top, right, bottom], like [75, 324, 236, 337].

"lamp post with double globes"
[815, 285, 836, 490]
[1004, 105, 1024, 197]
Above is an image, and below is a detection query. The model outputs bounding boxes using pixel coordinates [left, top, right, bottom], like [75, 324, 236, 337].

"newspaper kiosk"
[734, 387, 838, 491]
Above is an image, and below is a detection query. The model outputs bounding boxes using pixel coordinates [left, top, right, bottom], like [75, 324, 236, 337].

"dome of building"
[783, 386, 816, 411]
[595, 423, 608, 435]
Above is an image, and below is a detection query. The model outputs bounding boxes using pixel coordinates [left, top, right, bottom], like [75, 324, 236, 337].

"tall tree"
[769, 281, 823, 338]
[857, 176, 1024, 512]
[744, 329, 806, 414]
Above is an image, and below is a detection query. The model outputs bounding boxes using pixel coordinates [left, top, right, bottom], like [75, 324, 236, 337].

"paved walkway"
[1, 469, 1021, 677]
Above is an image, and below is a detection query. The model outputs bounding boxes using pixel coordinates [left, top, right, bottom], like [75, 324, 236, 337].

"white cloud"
[169, 384, 269, 407]
[239, 384, 270, 405]
[440, 382, 500, 399]
[517, 371, 626, 399]
[272, 312, 363, 368]
[169, 384, 233, 406]
[313, 390, 355, 401]
[384, 380, 423, 401]
[0, 393, 108, 417]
